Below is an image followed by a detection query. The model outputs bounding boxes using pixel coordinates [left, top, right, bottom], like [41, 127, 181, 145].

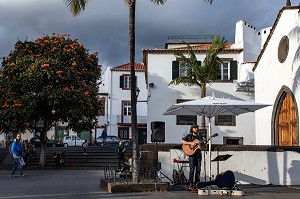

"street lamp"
[135, 87, 140, 98]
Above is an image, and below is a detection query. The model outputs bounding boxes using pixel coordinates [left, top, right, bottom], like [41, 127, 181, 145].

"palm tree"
[169, 35, 227, 128]
[64, 0, 214, 183]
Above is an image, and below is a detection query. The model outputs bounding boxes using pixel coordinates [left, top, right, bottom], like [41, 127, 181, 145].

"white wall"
[108, 68, 147, 138]
[255, 9, 300, 145]
[147, 52, 256, 145]
[159, 149, 300, 185]
[234, 19, 270, 62]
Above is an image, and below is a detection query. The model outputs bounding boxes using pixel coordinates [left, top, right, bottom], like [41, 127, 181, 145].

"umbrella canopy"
[163, 96, 270, 181]
[163, 96, 270, 118]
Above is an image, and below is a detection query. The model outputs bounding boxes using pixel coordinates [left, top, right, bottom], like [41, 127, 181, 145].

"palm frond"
[203, 0, 213, 4]
[175, 52, 191, 66]
[169, 76, 199, 87]
[150, 0, 167, 5]
[64, 0, 88, 16]
[202, 35, 227, 79]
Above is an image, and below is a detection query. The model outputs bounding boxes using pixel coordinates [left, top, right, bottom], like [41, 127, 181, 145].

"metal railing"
[117, 115, 147, 124]
[103, 163, 132, 184]
[167, 35, 213, 44]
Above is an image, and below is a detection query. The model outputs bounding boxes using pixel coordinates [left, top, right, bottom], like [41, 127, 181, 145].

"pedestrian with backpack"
[11, 133, 26, 178]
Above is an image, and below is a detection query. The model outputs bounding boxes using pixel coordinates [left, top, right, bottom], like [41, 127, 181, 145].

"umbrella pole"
[208, 118, 212, 181]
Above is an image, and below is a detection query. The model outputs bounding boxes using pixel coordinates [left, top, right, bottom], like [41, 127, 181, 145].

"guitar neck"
[206, 136, 213, 142]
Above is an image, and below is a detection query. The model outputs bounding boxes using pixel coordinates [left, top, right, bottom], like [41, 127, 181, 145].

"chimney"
[286, 0, 291, 6]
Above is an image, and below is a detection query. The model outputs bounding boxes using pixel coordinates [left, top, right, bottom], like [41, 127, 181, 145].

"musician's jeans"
[188, 154, 202, 185]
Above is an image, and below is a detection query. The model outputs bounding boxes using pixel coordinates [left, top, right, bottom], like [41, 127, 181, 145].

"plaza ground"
[1, 169, 300, 199]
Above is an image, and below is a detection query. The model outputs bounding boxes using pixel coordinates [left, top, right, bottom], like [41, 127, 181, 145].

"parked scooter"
[53, 151, 65, 167]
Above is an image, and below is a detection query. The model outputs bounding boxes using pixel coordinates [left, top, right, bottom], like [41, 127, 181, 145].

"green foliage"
[64, 0, 89, 16]
[0, 33, 101, 133]
[169, 34, 227, 91]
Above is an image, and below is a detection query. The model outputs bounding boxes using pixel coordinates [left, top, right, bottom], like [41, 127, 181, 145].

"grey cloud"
[0, 0, 298, 68]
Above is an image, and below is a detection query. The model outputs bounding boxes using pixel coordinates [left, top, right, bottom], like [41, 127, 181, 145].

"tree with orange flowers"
[0, 33, 101, 167]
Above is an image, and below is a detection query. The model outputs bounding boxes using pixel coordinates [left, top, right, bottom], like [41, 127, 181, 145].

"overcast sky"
[0, 0, 298, 69]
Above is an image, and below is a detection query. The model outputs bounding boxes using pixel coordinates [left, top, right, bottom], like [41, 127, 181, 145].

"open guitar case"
[196, 170, 245, 196]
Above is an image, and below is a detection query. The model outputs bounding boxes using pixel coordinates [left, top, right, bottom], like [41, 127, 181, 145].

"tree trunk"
[200, 83, 206, 129]
[129, 0, 139, 183]
[39, 120, 49, 167]
[39, 129, 47, 167]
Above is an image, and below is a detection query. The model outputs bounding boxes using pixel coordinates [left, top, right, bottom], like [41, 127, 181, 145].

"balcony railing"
[117, 115, 147, 124]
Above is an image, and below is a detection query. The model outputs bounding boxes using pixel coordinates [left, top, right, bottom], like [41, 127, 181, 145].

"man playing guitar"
[181, 124, 206, 191]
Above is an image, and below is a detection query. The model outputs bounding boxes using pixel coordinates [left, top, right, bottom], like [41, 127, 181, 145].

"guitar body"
[182, 133, 219, 156]
[182, 139, 201, 156]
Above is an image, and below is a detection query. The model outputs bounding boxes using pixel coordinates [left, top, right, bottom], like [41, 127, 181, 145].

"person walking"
[181, 124, 206, 191]
[11, 133, 26, 178]
[101, 129, 107, 146]
[116, 140, 125, 170]
[83, 140, 88, 155]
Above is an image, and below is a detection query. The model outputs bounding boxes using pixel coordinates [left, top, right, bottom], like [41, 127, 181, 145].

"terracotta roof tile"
[176, 43, 232, 50]
[111, 62, 144, 71]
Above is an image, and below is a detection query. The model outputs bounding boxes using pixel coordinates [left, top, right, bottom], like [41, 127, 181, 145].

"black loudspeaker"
[151, 121, 165, 142]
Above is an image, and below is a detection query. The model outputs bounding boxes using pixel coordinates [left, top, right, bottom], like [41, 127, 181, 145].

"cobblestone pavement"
[1, 169, 300, 199]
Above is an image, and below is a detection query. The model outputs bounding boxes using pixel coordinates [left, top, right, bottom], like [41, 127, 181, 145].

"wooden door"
[118, 127, 129, 139]
[278, 93, 298, 146]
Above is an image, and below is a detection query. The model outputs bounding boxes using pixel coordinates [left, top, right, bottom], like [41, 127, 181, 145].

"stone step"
[1, 145, 132, 169]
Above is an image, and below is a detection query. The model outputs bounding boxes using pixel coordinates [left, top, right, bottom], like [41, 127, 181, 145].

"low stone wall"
[100, 179, 168, 193]
[140, 144, 300, 185]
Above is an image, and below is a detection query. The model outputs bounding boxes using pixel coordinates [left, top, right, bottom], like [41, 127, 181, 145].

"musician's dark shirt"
[182, 133, 206, 157]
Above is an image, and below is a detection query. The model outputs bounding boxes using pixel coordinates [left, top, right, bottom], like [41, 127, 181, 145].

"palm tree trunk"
[129, 0, 139, 183]
[200, 83, 206, 129]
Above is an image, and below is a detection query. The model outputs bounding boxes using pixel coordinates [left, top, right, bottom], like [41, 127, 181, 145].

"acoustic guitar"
[182, 133, 219, 156]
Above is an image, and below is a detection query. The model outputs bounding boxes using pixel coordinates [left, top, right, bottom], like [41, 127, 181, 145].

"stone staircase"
[1, 145, 132, 169]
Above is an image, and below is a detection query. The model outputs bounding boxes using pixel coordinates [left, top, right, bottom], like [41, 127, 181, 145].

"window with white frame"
[172, 60, 201, 79]
[217, 62, 229, 80]
[216, 60, 237, 81]
[120, 75, 137, 89]
[179, 62, 192, 77]
[123, 101, 131, 116]
[120, 75, 131, 89]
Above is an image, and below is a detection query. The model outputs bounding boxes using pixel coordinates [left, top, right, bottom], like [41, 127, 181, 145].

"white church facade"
[254, 6, 300, 146]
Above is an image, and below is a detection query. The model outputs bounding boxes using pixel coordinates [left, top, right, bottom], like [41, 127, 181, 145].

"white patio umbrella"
[163, 96, 270, 180]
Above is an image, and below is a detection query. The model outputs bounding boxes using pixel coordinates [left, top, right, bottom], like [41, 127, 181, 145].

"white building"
[254, 6, 300, 146]
[93, 67, 109, 143]
[104, 63, 148, 144]
[143, 20, 271, 145]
